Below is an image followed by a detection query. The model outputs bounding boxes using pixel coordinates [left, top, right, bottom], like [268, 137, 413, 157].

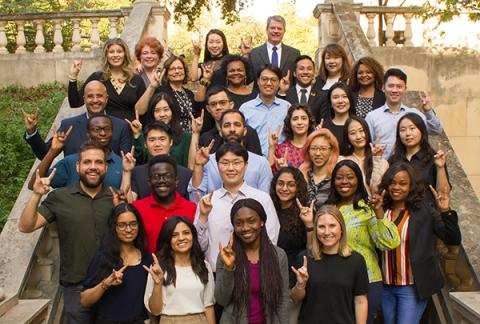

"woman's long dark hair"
[204, 29, 229, 62]
[327, 81, 355, 120]
[326, 159, 369, 210]
[146, 92, 183, 144]
[388, 113, 435, 166]
[282, 104, 316, 141]
[229, 199, 283, 322]
[155, 216, 209, 286]
[270, 167, 308, 237]
[343, 116, 374, 186]
[97, 204, 147, 280]
[379, 162, 424, 211]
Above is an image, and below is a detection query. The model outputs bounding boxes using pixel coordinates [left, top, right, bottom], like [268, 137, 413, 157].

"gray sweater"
[214, 245, 289, 324]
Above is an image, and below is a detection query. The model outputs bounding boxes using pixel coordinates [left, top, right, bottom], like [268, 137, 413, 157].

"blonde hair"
[100, 38, 134, 84]
[310, 204, 351, 260]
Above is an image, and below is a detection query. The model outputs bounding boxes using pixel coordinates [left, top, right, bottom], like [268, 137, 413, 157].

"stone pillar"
[146, 4, 170, 45]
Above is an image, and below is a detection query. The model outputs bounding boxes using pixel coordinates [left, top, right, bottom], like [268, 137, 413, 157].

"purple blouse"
[248, 261, 264, 324]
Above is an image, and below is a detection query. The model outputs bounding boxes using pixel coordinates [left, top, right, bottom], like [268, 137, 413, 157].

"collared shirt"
[266, 42, 282, 66]
[239, 95, 290, 156]
[296, 84, 312, 102]
[306, 170, 331, 211]
[48, 152, 123, 189]
[365, 103, 442, 159]
[38, 183, 113, 285]
[132, 192, 196, 253]
[187, 151, 273, 202]
[194, 182, 280, 270]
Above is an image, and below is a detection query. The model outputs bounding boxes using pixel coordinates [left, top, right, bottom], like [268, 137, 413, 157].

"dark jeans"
[367, 281, 384, 324]
[62, 284, 94, 324]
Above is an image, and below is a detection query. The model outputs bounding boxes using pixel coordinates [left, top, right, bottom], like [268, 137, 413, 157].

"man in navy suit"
[249, 15, 301, 79]
[277, 55, 329, 124]
[23, 80, 132, 160]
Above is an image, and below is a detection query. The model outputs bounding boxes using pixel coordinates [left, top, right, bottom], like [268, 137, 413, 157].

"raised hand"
[133, 62, 144, 74]
[219, 235, 236, 271]
[198, 191, 213, 221]
[239, 36, 252, 56]
[150, 68, 165, 89]
[121, 146, 136, 173]
[370, 136, 386, 157]
[201, 62, 214, 81]
[273, 147, 288, 170]
[433, 142, 448, 169]
[143, 253, 164, 285]
[315, 118, 324, 131]
[125, 109, 143, 139]
[192, 37, 202, 56]
[296, 198, 314, 227]
[369, 189, 386, 219]
[291, 256, 309, 288]
[109, 186, 129, 207]
[430, 185, 450, 212]
[69, 59, 83, 80]
[51, 125, 73, 153]
[21, 107, 40, 135]
[103, 265, 128, 288]
[194, 139, 214, 167]
[279, 70, 291, 94]
[420, 91, 433, 111]
[268, 125, 281, 148]
[32, 168, 56, 195]
[190, 109, 204, 135]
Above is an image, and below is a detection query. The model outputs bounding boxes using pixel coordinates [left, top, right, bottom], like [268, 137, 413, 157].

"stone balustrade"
[0, 9, 131, 54]
[314, 3, 422, 48]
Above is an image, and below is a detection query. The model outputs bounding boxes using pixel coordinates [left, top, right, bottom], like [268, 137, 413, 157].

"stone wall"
[372, 47, 480, 199]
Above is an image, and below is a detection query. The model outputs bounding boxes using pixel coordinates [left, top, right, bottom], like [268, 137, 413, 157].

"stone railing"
[314, 2, 422, 49]
[0, 10, 130, 54]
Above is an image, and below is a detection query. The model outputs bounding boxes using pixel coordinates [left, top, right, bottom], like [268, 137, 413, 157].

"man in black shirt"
[199, 85, 262, 155]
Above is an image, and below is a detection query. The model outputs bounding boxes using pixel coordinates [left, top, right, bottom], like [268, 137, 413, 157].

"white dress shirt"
[194, 182, 281, 271]
[296, 84, 312, 102]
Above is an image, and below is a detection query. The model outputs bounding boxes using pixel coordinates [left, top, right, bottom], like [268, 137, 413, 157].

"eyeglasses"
[116, 221, 138, 230]
[208, 100, 230, 107]
[259, 76, 279, 84]
[218, 160, 244, 168]
[149, 172, 175, 181]
[89, 126, 112, 133]
[309, 145, 331, 153]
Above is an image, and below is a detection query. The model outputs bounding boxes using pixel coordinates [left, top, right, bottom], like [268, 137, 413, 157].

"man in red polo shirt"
[132, 155, 196, 253]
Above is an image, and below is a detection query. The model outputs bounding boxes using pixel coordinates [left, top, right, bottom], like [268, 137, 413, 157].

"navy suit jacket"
[250, 42, 301, 79]
[24, 113, 132, 160]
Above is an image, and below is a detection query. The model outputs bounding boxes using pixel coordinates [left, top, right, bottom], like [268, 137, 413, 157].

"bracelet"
[199, 79, 211, 87]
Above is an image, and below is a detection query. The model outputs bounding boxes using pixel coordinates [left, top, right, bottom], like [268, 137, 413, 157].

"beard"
[79, 170, 106, 188]
[224, 133, 243, 144]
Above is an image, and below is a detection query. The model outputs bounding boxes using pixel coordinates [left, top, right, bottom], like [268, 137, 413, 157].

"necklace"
[110, 76, 126, 94]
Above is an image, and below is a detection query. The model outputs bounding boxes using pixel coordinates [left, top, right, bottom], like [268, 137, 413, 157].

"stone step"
[0, 299, 50, 324]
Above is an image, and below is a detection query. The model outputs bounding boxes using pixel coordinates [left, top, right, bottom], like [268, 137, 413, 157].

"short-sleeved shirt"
[298, 252, 369, 324]
[132, 193, 196, 253]
[38, 183, 113, 285]
[49, 152, 122, 189]
[82, 251, 152, 322]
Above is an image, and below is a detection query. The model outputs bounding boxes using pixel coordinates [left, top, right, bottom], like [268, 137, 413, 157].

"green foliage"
[422, 0, 480, 23]
[0, 83, 66, 232]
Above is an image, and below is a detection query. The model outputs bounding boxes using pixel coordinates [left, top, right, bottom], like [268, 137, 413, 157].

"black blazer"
[250, 42, 301, 79]
[353, 88, 386, 115]
[281, 85, 329, 125]
[406, 203, 461, 299]
[24, 113, 133, 160]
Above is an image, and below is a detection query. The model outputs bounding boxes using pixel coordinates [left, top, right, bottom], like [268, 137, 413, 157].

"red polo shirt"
[132, 192, 196, 253]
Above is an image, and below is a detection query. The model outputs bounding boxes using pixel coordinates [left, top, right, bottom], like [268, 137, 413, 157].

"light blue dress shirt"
[239, 95, 290, 156]
[187, 151, 273, 202]
[365, 103, 442, 159]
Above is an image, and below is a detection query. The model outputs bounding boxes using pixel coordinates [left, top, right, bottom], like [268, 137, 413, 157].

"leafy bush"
[0, 83, 66, 232]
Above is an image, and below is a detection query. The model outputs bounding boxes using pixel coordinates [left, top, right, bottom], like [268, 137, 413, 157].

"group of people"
[18, 13, 462, 324]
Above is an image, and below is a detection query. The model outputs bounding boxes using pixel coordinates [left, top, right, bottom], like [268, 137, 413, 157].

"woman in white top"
[339, 116, 389, 197]
[144, 216, 215, 324]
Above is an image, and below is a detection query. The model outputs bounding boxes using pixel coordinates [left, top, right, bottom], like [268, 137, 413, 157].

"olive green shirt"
[38, 183, 113, 285]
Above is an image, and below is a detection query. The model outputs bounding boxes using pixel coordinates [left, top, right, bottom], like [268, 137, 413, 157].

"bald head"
[84, 80, 108, 115]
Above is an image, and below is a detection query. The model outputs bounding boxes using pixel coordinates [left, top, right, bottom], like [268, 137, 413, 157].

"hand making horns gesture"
[219, 234, 236, 271]
[120, 146, 136, 174]
[143, 253, 164, 285]
[273, 147, 289, 170]
[109, 186, 129, 207]
[21, 107, 40, 134]
[51, 124, 73, 153]
[125, 109, 143, 139]
[32, 168, 57, 196]
[279, 70, 291, 94]
[190, 109, 204, 135]
[268, 125, 281, 148]
[291, 255, 309, 288]
[433, 142, 448, 169]
[69, 59, 83, 80]
[102, 265, 128, 288]
[369, 189, 386, 219]
[194, 139, 215, 167]
[296, 198, 314, 227]
[370, 136, 386, 157]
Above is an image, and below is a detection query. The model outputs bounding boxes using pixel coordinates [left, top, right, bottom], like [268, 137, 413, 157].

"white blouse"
[144, 262, 215, 315]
